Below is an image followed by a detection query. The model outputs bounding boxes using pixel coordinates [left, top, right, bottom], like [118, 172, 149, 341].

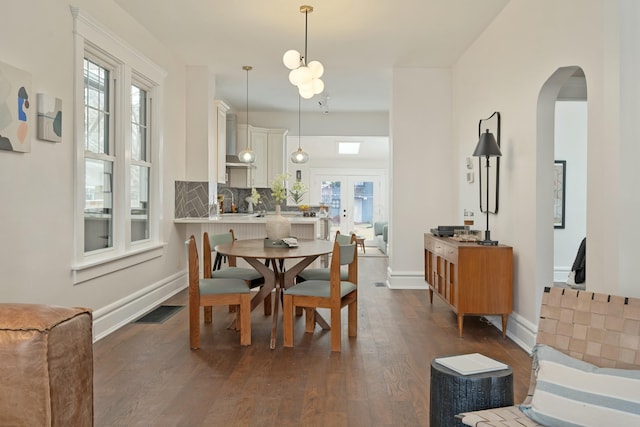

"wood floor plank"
[93, 256, 532, 426]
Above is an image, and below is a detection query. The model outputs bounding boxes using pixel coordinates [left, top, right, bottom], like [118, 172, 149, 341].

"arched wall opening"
[535, 66, 588, 312]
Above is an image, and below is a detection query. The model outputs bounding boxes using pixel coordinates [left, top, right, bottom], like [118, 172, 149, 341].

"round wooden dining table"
[214, 238, 334, 349]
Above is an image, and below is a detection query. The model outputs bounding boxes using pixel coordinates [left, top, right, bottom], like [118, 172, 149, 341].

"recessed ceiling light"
[339, 142, 360, 154]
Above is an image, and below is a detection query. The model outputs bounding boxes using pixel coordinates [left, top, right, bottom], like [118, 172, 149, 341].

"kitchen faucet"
[219, 188, 234, 213]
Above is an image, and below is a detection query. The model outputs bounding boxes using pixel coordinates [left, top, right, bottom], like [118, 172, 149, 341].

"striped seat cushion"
[519, 344, 640, 426]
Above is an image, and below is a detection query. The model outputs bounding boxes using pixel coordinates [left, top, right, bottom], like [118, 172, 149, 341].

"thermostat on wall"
[467, 172, 474, 183]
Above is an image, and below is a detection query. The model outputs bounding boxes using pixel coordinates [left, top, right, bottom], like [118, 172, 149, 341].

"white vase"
[266, 205, 291, 240]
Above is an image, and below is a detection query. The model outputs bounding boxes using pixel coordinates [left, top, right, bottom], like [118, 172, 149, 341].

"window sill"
[72, 242, 166, 285]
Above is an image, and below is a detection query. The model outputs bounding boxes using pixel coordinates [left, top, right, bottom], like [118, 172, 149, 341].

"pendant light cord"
[246, 67, 249, 175]
[298, 95, 302, 150]
[246, 67, 249, 137]
[303, 9, 308, 66]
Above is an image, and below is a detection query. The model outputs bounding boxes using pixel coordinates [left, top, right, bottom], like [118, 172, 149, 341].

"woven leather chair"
[188, 235, 251, 349]
[283, 238, 358, 352]
[457, 287, 640, 426]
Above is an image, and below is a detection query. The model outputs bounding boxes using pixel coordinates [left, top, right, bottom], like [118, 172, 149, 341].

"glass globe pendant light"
[282, 5, 325, 100]
[238, 65, 256, 163]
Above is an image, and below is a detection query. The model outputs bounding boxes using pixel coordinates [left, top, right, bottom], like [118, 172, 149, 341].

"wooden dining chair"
[204, 230, 271, 315]
[296, 231, 353, 282]
[293, 231, 353, 316]
[188, 235, 251, 349]
[283, 238, 358, 352]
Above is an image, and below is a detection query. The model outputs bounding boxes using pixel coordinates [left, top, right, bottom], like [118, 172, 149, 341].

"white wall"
[236, 111, 389, 137]
[450, 0, 639, 348]
[616, 0, 640, 296]
[554, 101, 587, 282]
[0, 0, 188, 339]
[388, 68, 455, 289]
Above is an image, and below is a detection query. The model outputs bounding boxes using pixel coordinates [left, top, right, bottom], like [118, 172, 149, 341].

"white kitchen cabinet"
[266, 130, 286, 185]
[251, 128, 269, 187]
[215, 100, 229, 184]
[231, 125, 287, 188]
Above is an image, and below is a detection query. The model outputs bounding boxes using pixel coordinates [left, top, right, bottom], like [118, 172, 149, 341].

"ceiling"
[113, 0, 509, 113]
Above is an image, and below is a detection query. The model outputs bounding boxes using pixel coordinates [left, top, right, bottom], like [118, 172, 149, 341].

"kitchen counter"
[174, 213, 320, 224]
[174, 213, 326, 243]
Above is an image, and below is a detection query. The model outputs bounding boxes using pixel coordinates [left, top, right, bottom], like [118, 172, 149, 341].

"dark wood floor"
[93, 256, 532, 426]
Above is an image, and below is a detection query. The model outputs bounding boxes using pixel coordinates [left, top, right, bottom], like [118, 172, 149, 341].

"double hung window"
[72, 8, 165, 282]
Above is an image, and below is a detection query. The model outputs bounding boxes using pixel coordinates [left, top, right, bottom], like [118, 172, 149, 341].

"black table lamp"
[473, 129, 502, 245]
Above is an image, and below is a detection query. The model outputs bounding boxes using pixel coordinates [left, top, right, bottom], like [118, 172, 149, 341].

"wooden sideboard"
[424, 234, 513, 337]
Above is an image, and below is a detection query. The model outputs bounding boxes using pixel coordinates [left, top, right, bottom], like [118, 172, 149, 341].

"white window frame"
[130, 77, 152, 244]
[71, 7, 167, 284]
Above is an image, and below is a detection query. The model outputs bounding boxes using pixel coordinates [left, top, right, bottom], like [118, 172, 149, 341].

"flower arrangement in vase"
[267, 174, 291, 239]
[270, 173, 288, 212]
[245, 187, 261, 213]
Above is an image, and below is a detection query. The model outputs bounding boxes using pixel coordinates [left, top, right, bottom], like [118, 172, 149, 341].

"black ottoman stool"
[430, 357, 513, 427]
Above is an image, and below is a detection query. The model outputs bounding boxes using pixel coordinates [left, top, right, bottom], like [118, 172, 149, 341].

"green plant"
[250, 187, 261, 205]
[270, 173, 288, 203]
[289, 179, 307, 205]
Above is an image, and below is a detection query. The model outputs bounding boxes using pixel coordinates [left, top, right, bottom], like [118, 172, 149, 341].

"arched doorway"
[535, 66, 587, 310]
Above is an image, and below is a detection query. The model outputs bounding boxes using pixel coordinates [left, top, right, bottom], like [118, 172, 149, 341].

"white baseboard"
[554, 266, 571, 283]
[386, 269, 428, 289]
[92, 270, 187, 342]
[484, 312, 537, 354]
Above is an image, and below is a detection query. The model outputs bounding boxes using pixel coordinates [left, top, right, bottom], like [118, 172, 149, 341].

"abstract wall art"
[0, 60, 32, 152]
[37, 93, 62, 142]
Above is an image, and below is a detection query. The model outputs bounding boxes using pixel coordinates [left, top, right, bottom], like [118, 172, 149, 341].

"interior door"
[311, 172, 384, 243]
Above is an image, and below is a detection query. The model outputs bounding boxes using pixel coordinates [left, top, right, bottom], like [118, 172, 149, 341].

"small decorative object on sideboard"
[463, 209, 474, 226]
[453, 229, 480, 242]
[430, 225, 469, 237]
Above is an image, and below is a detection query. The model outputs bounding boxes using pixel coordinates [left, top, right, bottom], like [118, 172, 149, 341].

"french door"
[310, 170, 386, 243]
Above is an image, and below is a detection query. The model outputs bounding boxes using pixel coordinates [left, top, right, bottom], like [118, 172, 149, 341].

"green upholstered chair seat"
[297, 267, 349, 281]
[284, 280, 356, 298]
[211, 267, 262, 282]
[199, 278, 250, 295]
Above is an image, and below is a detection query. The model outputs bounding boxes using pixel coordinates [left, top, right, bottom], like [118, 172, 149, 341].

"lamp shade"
[238, 148, 256, 163]
[283, 50, 301, 70]
[291, 147, 309, 164]
[472, 129, 502, 157]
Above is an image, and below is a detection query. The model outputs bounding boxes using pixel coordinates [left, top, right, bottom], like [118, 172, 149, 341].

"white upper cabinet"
[231, 124, 287, 188]
[215, 100, 229, 184]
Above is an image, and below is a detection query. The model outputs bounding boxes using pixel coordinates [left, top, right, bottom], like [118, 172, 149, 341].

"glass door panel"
[351, 180, 375, 241]
[317, 175, 380, 243]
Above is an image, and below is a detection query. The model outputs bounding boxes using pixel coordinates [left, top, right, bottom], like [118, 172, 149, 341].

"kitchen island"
[175, 214, 327, 271]
[174, 213, 324, 241]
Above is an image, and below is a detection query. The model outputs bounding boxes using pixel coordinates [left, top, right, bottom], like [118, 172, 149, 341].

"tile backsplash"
[174, 181, 209, 218]
[174, 181, 292, 218]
